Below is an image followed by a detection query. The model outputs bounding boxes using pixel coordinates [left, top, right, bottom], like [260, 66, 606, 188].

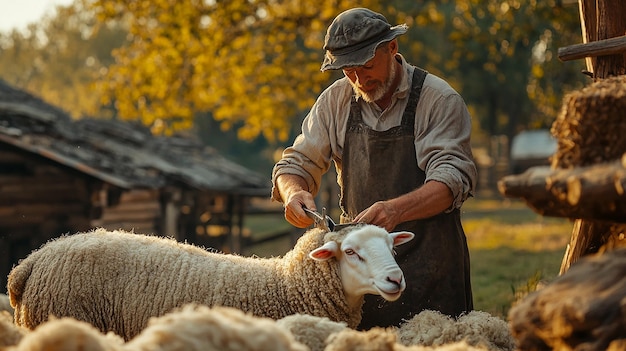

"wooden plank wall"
[0, 146, 97, 290]
[91, 189, 161, 235]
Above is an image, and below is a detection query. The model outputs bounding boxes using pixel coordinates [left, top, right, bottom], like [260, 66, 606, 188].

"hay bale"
[551, 75, 626, 168]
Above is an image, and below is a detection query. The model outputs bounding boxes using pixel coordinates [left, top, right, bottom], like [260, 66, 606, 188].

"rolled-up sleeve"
[417, 93, 477, 210]
[271, 98, 334, 203]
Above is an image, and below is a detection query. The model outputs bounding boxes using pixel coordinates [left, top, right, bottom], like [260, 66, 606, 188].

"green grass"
[242, 197, 574, 318]
[462, 197, 573, 317]
[469, 247, 564, 317]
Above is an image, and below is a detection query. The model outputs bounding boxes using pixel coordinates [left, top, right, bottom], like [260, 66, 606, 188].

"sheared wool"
[277, 313, 347, 351]
[396, 310, 516, 351]
[125, 304, 308, 351]
[8, 316, 124, 351]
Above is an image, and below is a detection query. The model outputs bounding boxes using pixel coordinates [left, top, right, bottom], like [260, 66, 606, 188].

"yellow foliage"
[90, 0, 379, 141]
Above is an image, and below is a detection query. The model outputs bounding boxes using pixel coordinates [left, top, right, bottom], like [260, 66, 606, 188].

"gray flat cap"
[321, 8, 408, 71]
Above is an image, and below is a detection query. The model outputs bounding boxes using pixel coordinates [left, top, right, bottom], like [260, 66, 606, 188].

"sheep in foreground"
[125, 304, 308, 351]
[4, 305, 307, 351]
[6, 316, 125, 351]
[3, 307, 514, 351]
[8, 224, 413, 340]
[3, 307, 499, 351]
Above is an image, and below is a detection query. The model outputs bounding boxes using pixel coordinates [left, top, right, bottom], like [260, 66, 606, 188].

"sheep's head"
[309, 224, 414, 306]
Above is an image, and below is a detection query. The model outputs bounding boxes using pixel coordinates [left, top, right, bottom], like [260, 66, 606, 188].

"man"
[271, 7, 476, 329]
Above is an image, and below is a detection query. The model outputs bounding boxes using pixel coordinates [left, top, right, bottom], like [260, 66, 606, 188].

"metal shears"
[303, 207, 337, 232]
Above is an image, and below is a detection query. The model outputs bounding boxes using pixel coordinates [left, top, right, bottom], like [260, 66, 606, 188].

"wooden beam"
[498, 154, 626, 223]
[558, 35, 626, 61]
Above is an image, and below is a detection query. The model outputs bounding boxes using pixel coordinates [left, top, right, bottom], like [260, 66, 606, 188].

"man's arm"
[275, 174, 318, 228]
[353, 180, 453, 232]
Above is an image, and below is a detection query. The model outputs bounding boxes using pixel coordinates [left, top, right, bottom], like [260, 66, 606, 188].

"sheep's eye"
[345, 249, 364, 261]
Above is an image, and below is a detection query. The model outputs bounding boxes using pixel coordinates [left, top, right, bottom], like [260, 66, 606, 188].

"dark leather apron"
[339, 68, 473, 330]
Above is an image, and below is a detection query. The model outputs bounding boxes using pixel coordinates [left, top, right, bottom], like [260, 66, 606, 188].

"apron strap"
[401, 67, 428, 129]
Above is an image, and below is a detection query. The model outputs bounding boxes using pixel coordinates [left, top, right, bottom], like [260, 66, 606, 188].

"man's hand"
[353, 201, 400, 232]
[284, 190, 317, 228]
[276, 174, 318, 228]
[353, 181, 454, 231]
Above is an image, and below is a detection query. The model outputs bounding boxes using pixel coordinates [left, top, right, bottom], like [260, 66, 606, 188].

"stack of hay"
[551, 75, 626, 168]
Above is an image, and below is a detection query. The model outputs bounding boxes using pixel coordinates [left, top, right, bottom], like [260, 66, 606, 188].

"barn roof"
[0, 80, 270, 195]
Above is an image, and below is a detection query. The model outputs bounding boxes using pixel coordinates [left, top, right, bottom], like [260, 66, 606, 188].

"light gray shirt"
[272, 54, 477, 210]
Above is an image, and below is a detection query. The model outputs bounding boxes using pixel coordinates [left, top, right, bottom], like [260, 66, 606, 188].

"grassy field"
[242, 196, 574, 319]
[462, 197, 572, 317]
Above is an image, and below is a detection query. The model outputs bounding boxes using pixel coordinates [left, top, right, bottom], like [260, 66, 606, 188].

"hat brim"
[320, 25, 407, 72]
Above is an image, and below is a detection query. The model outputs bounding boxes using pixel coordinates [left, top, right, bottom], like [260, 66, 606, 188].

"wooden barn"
[0, 79, 271, 290]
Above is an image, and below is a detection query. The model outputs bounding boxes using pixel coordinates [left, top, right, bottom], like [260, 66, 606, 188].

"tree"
[88, 0, 384, 142]
[2, 0, 587, 148]
[387, 0, 586, 137]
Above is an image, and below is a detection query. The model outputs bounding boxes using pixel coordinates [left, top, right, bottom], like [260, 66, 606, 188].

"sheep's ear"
[309, 241, 339, 261]
[390, 231, 414, 247]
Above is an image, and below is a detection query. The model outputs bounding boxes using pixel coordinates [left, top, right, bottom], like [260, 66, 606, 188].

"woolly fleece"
[4, 305, 309, 351]
[7, 316, 124, 351]
[396, 310, 516, 351]
[0, 311, 27, 347]
[276, 313, 347, 351]
[8, 227, 360, 341]
[125, 304, 308, 351]
[324, 327, 488, 351]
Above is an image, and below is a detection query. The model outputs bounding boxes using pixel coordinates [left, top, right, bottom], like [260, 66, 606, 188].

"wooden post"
[578, 0, 597, 73]
[559, 0, 626, 274]
[595, 0, 626, 78]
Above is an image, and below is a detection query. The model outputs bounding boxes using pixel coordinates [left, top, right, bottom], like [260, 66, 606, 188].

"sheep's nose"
[386, 275, 403, 289]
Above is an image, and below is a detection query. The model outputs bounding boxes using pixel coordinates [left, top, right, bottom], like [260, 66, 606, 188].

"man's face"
[342, 41, 398, 103]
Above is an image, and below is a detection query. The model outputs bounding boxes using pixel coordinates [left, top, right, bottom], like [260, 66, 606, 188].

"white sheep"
[8, 224, 413, 340]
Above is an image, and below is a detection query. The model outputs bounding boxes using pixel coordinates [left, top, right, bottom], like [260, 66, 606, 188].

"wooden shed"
[0, 79, 271, 290]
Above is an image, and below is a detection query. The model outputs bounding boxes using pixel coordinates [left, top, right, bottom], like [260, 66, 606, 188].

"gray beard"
[351, 61, 397, 103]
